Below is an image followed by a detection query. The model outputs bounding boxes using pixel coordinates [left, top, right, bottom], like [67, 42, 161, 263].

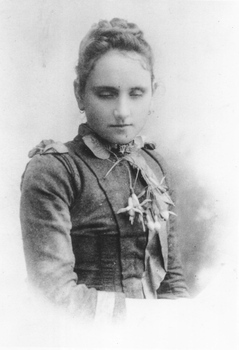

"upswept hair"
[75, 18, 154, 96]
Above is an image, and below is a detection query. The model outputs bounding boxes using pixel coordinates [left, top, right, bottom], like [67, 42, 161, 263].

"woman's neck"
[85, 123, 135, 153]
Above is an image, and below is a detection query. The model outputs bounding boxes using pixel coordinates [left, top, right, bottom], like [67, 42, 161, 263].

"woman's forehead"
[87, 50, 152, 88]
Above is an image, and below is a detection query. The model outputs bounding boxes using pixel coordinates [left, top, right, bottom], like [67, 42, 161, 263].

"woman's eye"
[130, 90, 144, 97]
[98, 92, 115, 99]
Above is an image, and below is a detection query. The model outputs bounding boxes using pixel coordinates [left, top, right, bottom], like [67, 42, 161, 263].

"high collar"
[76, 123, 147, 160]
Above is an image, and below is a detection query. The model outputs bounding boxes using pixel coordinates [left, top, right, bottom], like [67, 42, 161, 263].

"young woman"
[20, 18, 189, 323]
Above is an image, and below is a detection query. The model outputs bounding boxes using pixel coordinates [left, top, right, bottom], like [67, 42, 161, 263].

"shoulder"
[141, 147, 175, 199]
[142, 147, 169, 175]
[21, 140, 77, 192]
[21, 140, 80, 208]
[28, 139, 68, 157]
[25, 140, 68, 174]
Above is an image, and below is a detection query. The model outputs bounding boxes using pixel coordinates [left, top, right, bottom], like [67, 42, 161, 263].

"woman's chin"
[106, 136, 134, 145]
[99, 131, 136, 145]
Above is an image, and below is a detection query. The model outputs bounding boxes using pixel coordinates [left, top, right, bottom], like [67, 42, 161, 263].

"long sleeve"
[142, 148, 189, 299]
[20, 153, 125, 322]
[157, 171, 189, 299]
[157, 211, 190, 298]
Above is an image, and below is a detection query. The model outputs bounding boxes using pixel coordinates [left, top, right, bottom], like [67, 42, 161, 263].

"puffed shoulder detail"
[21, 152, 77, 209]
[28, 139, 69, 158]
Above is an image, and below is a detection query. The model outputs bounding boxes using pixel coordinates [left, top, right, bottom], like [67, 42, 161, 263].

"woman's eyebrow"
[130, 86, 147, 92]
[92, 86, 148, 93]
[91, 86, 118, 93]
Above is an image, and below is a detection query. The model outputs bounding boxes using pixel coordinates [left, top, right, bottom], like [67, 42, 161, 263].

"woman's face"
[80, 50, 154, 144]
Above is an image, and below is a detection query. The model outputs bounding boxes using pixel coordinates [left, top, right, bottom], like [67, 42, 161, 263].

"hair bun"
[97, 18, 143, 38]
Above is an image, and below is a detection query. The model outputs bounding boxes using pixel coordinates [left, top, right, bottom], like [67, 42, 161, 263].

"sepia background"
[0, 0, 238, 347]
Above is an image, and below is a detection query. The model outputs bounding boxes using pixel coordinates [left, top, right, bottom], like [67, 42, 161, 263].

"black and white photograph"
[0, 0, 238, 348]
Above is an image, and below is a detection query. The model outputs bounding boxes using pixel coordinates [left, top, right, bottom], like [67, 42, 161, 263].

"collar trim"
[79, 123, 147, 159]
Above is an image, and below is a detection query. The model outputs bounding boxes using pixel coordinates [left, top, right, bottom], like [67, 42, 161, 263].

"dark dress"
[20, 123, 189, 322]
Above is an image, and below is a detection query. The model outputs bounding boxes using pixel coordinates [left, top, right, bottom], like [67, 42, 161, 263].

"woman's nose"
[113, 98, 130, 122]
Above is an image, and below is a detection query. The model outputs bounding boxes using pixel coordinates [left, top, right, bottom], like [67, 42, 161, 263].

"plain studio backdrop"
[0, 0, 238, 348]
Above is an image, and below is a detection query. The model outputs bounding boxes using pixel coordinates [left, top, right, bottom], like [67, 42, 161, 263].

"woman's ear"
[152, 80, 158, 95]
[74, 79, 85, 110]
